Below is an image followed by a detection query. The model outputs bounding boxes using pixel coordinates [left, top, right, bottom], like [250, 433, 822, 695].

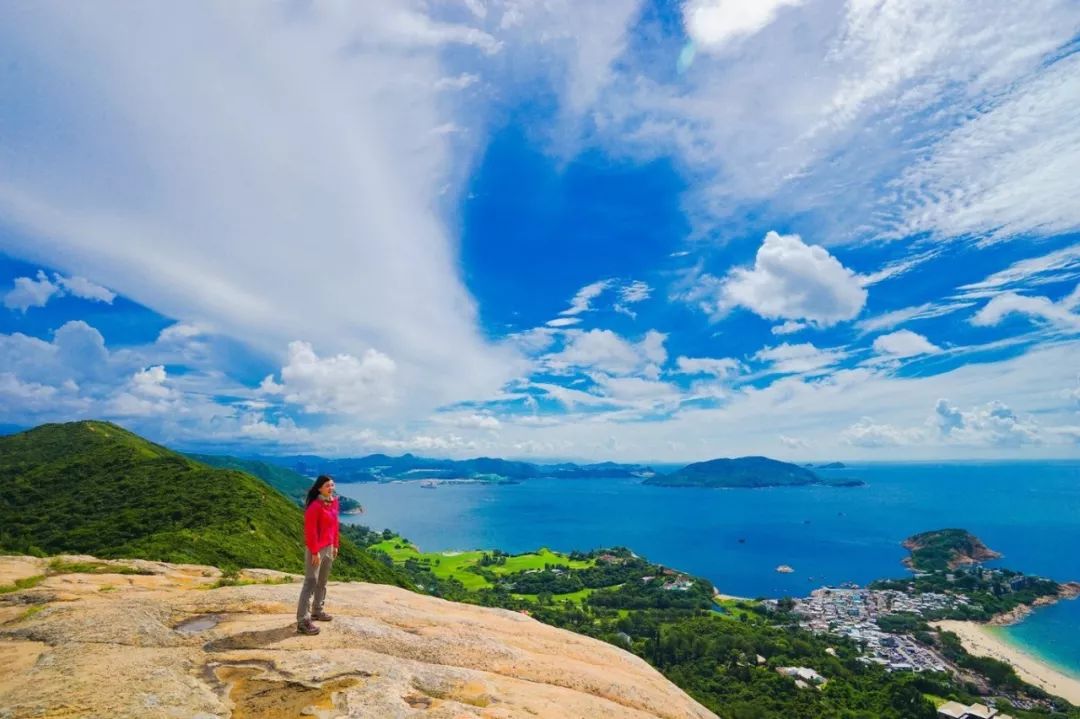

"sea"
[338, 461, 1080, 677]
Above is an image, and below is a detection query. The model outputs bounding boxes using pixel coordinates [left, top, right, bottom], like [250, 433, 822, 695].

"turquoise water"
[339, 461, 1080, 674]
[997, 600, 1080, 677]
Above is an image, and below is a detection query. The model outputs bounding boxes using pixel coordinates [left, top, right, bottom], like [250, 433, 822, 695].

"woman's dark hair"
[305, 475, 334, 507]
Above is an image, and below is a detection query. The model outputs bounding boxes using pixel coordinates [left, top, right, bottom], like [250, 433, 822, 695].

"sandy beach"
[934, 620, 1080, 705]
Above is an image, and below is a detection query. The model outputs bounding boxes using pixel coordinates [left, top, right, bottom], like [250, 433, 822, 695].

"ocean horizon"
[341, 459, 1080, 677]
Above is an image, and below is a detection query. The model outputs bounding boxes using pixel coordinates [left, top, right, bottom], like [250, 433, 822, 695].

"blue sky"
[1, 1, 1079, 460]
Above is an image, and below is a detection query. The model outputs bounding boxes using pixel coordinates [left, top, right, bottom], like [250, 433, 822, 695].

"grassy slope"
[369, 539, 594, 598]
[0, 421, 407, 587]
[189, 453, 363, 513]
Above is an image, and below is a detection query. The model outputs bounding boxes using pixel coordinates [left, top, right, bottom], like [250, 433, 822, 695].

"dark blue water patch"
[341, 462, 1080, 600]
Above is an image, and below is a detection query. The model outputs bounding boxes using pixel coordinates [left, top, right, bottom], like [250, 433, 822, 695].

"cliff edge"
[0, 554, 717, 719]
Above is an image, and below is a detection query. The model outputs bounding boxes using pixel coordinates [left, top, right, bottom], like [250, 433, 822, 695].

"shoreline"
[988, 582, 1080, 626]
[933, 619, 1080, 705]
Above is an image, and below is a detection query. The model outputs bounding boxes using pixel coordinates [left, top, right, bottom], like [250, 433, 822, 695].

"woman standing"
[296, 475, 340, 635]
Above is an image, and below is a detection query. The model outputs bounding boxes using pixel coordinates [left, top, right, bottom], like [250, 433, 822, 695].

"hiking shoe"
[296, 619, 320, 635]
[312, 612, 333, 622]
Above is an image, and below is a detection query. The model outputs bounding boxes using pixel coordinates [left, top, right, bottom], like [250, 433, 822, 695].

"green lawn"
[713, 597, 761, 621]
[512, 587, 596, 604]
[368, 540, 595, 593]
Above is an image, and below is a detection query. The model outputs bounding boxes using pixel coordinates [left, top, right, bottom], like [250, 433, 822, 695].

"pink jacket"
[304, 496, 340, 554]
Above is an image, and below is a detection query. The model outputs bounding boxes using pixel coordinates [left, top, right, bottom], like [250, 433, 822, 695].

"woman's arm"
[303, 502, 321, 555]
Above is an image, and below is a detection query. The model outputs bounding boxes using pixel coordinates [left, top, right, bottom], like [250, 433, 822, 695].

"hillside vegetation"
[0, 421, 407, 587]
[189, 453, 363, 513]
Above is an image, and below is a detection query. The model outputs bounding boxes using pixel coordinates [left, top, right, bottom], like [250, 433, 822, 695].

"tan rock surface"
[0, 555, 717, 719]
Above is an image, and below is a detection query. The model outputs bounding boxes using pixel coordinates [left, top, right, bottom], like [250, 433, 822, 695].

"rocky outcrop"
[988, 581, 1080, 626]
[0, 555, 717, 719]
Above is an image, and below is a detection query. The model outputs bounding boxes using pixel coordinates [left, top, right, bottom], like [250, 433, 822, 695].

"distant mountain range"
[256, 453, 658, 483]
[644, 456, 865, 488]
[252, 452, 863, 489]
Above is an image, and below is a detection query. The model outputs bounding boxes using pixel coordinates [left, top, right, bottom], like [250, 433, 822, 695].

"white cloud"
[771, 320, 806, 335]
[958, 244, 1080, 297]
[895, 52, 1080, 242]
[3, 271, 115, 312]
[683, 0, 806, 50]
[932, 399, 1042, 447]
[619, 280, 651, 303]
[269, 340, 398, 415]
[437, 412, 502, 430]
[596, 0, 1080, 243]
[108, 365, 182, 417]
[0, 373, 86, 419]
[779, 434, 808, 450]
[971, 290, 1080, 331]
[710, 232, 867, 327]
[559, 279, 612, 317]
[857, 249, 943, 287]
[546, 317, 581, 328]
[0, 2, 519, 418]
[613, 280, 652, 319]
[855, 302, 971, 334]
[3, 271, 59, 312]
[752, 342, 846, 375]
[54, 275, 115, 304]
[545, 329, 666, 378]
[675, 356, 742, 378]
[872, 330, 941, 358]
[842, 418, 921, 448]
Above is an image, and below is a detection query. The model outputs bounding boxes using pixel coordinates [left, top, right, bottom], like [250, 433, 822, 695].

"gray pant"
[296, 546, 334, 623]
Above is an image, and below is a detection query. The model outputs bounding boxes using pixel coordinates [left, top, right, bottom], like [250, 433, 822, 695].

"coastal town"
[791, 586, 962, 672]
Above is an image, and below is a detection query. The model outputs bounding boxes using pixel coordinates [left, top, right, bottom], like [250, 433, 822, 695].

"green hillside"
[189, 453, 363, 514]
[0, 421, 407, 587]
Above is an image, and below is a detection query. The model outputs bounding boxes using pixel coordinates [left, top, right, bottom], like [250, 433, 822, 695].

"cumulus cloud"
[932, 399, 1042, 447]
[706, 232, 867, 327]
[971, 290, 1080, 331]
[683, 0, 806, 50]
[3, 271, 59, 312]
[872, 330, 941, 358]
[264, 341, 398, 416]
[3, 271, 115, 312]
[108, 365, 182, 417]
[545, 329, 666, 378]
[844, 398, 1044, 448]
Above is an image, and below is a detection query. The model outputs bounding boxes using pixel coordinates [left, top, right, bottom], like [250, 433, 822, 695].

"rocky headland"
[988, 581, 1080, 626]
[0, 554, 716, 719]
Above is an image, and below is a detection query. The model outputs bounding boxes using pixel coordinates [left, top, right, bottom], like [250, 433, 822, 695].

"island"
[901, 528, 1004, 571]
[644, 456, 866, 488]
